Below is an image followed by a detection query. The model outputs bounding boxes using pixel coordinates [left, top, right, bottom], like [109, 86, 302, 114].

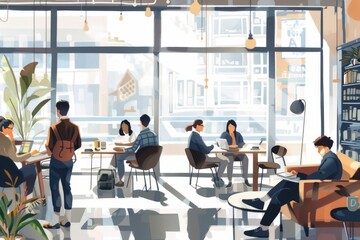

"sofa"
[281, 151, 360, 236]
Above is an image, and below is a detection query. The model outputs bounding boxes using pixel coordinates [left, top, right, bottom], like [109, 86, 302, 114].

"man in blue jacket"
[242, 135, 342, 238]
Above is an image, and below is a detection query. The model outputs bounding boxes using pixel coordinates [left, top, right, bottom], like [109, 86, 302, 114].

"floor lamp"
[290, 99, 306, 165]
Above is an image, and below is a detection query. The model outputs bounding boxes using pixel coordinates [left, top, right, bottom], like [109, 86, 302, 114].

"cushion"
[336, 152, 360, 179]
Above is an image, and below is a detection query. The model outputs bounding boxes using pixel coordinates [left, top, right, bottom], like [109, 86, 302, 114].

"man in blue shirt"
[242, 135, 342, 238]
[115, 114, 158, 187]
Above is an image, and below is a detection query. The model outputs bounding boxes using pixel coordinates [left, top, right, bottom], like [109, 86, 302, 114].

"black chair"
[184, 148, 219, 188]
[0, 155, 24, 195]
[126, 146, 162, 191]
[258, 145, 287, 190]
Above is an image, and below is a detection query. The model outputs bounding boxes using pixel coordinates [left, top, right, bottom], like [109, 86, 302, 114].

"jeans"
[116, 153, 136, 180]
[49, 157, 74, 213]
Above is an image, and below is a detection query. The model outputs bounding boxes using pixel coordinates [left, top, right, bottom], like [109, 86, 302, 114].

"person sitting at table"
[115, 114, 158, 187]
[0, 116, 38, 194]
[242, 135, 342, 238]
[220, 119, 251, 188]
[186, 119, 230, 187]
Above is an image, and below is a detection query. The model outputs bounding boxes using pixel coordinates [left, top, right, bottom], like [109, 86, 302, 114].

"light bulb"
[83, 20, 89, 32]
[119, 13, 124, 21]
[145, 6, 152, 17]
[245, 33, 256, 49]
[189, 0, 201, 15]
[166, 0, 170, 4]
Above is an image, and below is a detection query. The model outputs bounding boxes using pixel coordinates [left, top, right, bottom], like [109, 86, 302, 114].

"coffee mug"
[94, 140, 100, 151]
[101, 141, 106, 150]
[347, 196, 359, 212]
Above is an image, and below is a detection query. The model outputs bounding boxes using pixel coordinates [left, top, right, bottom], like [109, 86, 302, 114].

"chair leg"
[303, 225, 309, 237]
[148, 170, 152, 190]
[143, 170, 148, 191]
[135, 169, 138, 181]
[196, 170, 200, 188]
[189, 167, 194, 185]
[126, 167, 133, 188]
[260, 168, 264, 191]
[152, 168, 159, 191]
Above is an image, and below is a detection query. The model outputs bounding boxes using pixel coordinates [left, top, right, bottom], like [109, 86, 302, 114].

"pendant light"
[190, 0, 201, 15]
[145, 4, 152, 17]
[204, 0, 208, 89]
[119, 0, 124, 21]
[245, 0, 256, 49]
[83, 0, 89, 32]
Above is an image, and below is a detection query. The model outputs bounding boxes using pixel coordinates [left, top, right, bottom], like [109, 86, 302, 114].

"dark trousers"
[49, 157, 73, 213]
[20, 164, 36, 195]
[260, 180, 300, 226]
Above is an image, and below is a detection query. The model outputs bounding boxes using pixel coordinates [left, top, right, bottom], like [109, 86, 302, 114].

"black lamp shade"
[290, 100, 305, 114]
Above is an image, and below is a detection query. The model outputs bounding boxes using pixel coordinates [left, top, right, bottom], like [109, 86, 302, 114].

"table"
[81, 147, 135, 189]
[331, 207, 360, 240]
[211, 144, 266, 191]
[23, 153, 51, 204]
[227, 191, 268, 240]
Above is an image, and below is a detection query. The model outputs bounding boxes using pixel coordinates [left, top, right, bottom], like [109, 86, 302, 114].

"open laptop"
[250, 137, 265, 150]
[18, 141, 33, 155]
[216, 138, 229, 150]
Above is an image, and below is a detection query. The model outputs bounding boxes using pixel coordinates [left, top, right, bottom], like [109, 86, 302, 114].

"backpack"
[97, 169, 116, 190]
[51, 125, 78, 161]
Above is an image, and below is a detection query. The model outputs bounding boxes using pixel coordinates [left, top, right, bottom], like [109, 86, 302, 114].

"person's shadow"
[187, 208, 219, 240]
[132, 190, 168, 206]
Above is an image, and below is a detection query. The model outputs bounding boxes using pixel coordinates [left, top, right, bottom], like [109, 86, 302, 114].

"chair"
[126, 146, 162, 191]
[281, 152, 360, 237]
[258, 145, 287, 190]
[0, 155, 24, 196]
[184, 148, 219, 188]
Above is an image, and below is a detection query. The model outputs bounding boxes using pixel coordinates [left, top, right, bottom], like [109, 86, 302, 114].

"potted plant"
[0, 170, 48, 240]
[341, 46, 360, 67]
[1, 55, 54, 141]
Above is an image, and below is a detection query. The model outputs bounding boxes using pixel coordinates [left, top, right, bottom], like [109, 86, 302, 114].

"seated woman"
[0, 116, 38, 194]
[114, 120, 136, 187]
[186, 119, 230, 187]
[220, 119, 251, 187]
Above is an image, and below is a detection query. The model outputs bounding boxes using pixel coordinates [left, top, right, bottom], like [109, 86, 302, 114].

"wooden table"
[81, 148, 135, 189]
[211, 145, 266, 191]
[23, 153, 51, 204]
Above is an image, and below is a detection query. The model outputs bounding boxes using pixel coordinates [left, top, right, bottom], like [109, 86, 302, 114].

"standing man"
[115, 114, 158, 187]
[242, 135, 342, 238]
[43, 100, 81, 229]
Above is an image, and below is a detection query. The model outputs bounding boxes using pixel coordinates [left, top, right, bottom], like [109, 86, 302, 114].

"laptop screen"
[18, 141, 33, 154]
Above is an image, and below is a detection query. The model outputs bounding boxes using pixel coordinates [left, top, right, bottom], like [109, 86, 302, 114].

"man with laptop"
[242, 135, 343, 238]
[0, 116, 38, 195]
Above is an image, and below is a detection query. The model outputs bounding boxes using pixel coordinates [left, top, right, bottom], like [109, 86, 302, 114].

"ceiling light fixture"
[83, 0, 89, 32]
[245, 0, 256, 49]
[190, 0, 201, 15]
[145, 4, 152, 17]
[119, 0, 124, 21]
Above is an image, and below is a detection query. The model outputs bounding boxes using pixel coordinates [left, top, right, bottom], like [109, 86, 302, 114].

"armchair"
[281, 152, 360, 236]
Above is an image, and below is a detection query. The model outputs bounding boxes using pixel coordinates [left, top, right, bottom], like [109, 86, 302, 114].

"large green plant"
[0, 170, 48, 240]
[1, 55, 54, 140]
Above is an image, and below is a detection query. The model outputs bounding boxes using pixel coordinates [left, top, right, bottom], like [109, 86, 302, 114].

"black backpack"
[97, 169, 116, 190]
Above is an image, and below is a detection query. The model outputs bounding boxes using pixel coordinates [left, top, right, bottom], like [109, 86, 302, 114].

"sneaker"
[43, 223, 60, 229]
[115, 181, 124, 187]
[242, 198, 264, 210]
[225, 182, 232, 188]
[60, 220, 71, 228]
[244, 226, 269, 238]
[244, 179, 252, 187]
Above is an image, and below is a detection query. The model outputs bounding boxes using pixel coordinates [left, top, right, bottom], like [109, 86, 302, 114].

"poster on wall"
[281, 18, 306, 58]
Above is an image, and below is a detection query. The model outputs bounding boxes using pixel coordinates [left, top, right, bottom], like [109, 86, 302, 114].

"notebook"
[276, 172, 300, 183]
[18, 141, 33, 155]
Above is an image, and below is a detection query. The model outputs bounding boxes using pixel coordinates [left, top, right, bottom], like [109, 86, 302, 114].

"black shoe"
[60, 220, 71, 228]
[43, 223, 60, 229]
[244, 179, 252, 187]
[242, 198, 264, 210]
[225, 182, 232, 188]
[244, 227, 269, 238]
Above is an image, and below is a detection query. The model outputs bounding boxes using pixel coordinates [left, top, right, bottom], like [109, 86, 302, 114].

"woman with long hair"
[220, 119, 251, 187]
[186, 119, 230, 187]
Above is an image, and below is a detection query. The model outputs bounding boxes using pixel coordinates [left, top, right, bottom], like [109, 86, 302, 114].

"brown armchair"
[281, 152, 360, 236]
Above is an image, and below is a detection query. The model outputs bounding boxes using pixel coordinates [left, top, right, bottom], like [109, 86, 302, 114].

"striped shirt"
[125, 128, 158, 152]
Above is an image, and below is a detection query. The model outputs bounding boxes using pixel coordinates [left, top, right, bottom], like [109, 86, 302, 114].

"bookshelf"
[338, 38, 360, 162]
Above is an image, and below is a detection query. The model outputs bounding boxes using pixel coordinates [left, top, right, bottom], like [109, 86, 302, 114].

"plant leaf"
[32, 98, 51, 118]
[1, 55, 19, 100]
[4, 169, 13, 185]
[19, 76, 30, 102]
[26, 219, 49, 240]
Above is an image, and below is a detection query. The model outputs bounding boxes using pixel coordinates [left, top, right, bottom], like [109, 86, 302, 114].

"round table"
[331, 207, 360, 240]
[228, 191, 268, 240]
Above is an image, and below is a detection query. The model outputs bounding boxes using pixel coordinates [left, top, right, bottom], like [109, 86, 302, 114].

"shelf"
[341, 120, 360, 124]
[343, 102, 360, 104]
[345, 64, 360, 72]
[342, 82, 360, 87]
[340, 141, 360, 146]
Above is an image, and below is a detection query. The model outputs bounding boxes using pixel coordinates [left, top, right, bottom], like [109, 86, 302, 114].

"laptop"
[18, 141, 33, 155]
[250, 137, 266, 150]
[216, 138, 229, 150]
[276, 172, 300, 183]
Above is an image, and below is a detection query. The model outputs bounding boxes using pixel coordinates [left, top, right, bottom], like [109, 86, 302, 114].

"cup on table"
[101, 141, 106, 150]
[347, 196, 359, 212]
[94, 140, 100, 151]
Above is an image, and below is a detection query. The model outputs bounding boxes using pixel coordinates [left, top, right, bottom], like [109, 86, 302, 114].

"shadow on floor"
[187, 208, 219, 240]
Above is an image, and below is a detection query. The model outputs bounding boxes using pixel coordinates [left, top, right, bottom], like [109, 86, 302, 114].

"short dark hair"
[140, 114, 151, 127]
[313, 135, 333, 149]
[56, 100, 70, 116]
[0, 116, 14, 132]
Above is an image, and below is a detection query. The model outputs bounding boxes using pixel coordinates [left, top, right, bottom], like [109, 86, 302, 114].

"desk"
[331, 207, 360, 240]
[81, 148, 135, 189]
[24, 153, 51, 204]
[211, 145, 266, 191]
[228, 191, 267, 240]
